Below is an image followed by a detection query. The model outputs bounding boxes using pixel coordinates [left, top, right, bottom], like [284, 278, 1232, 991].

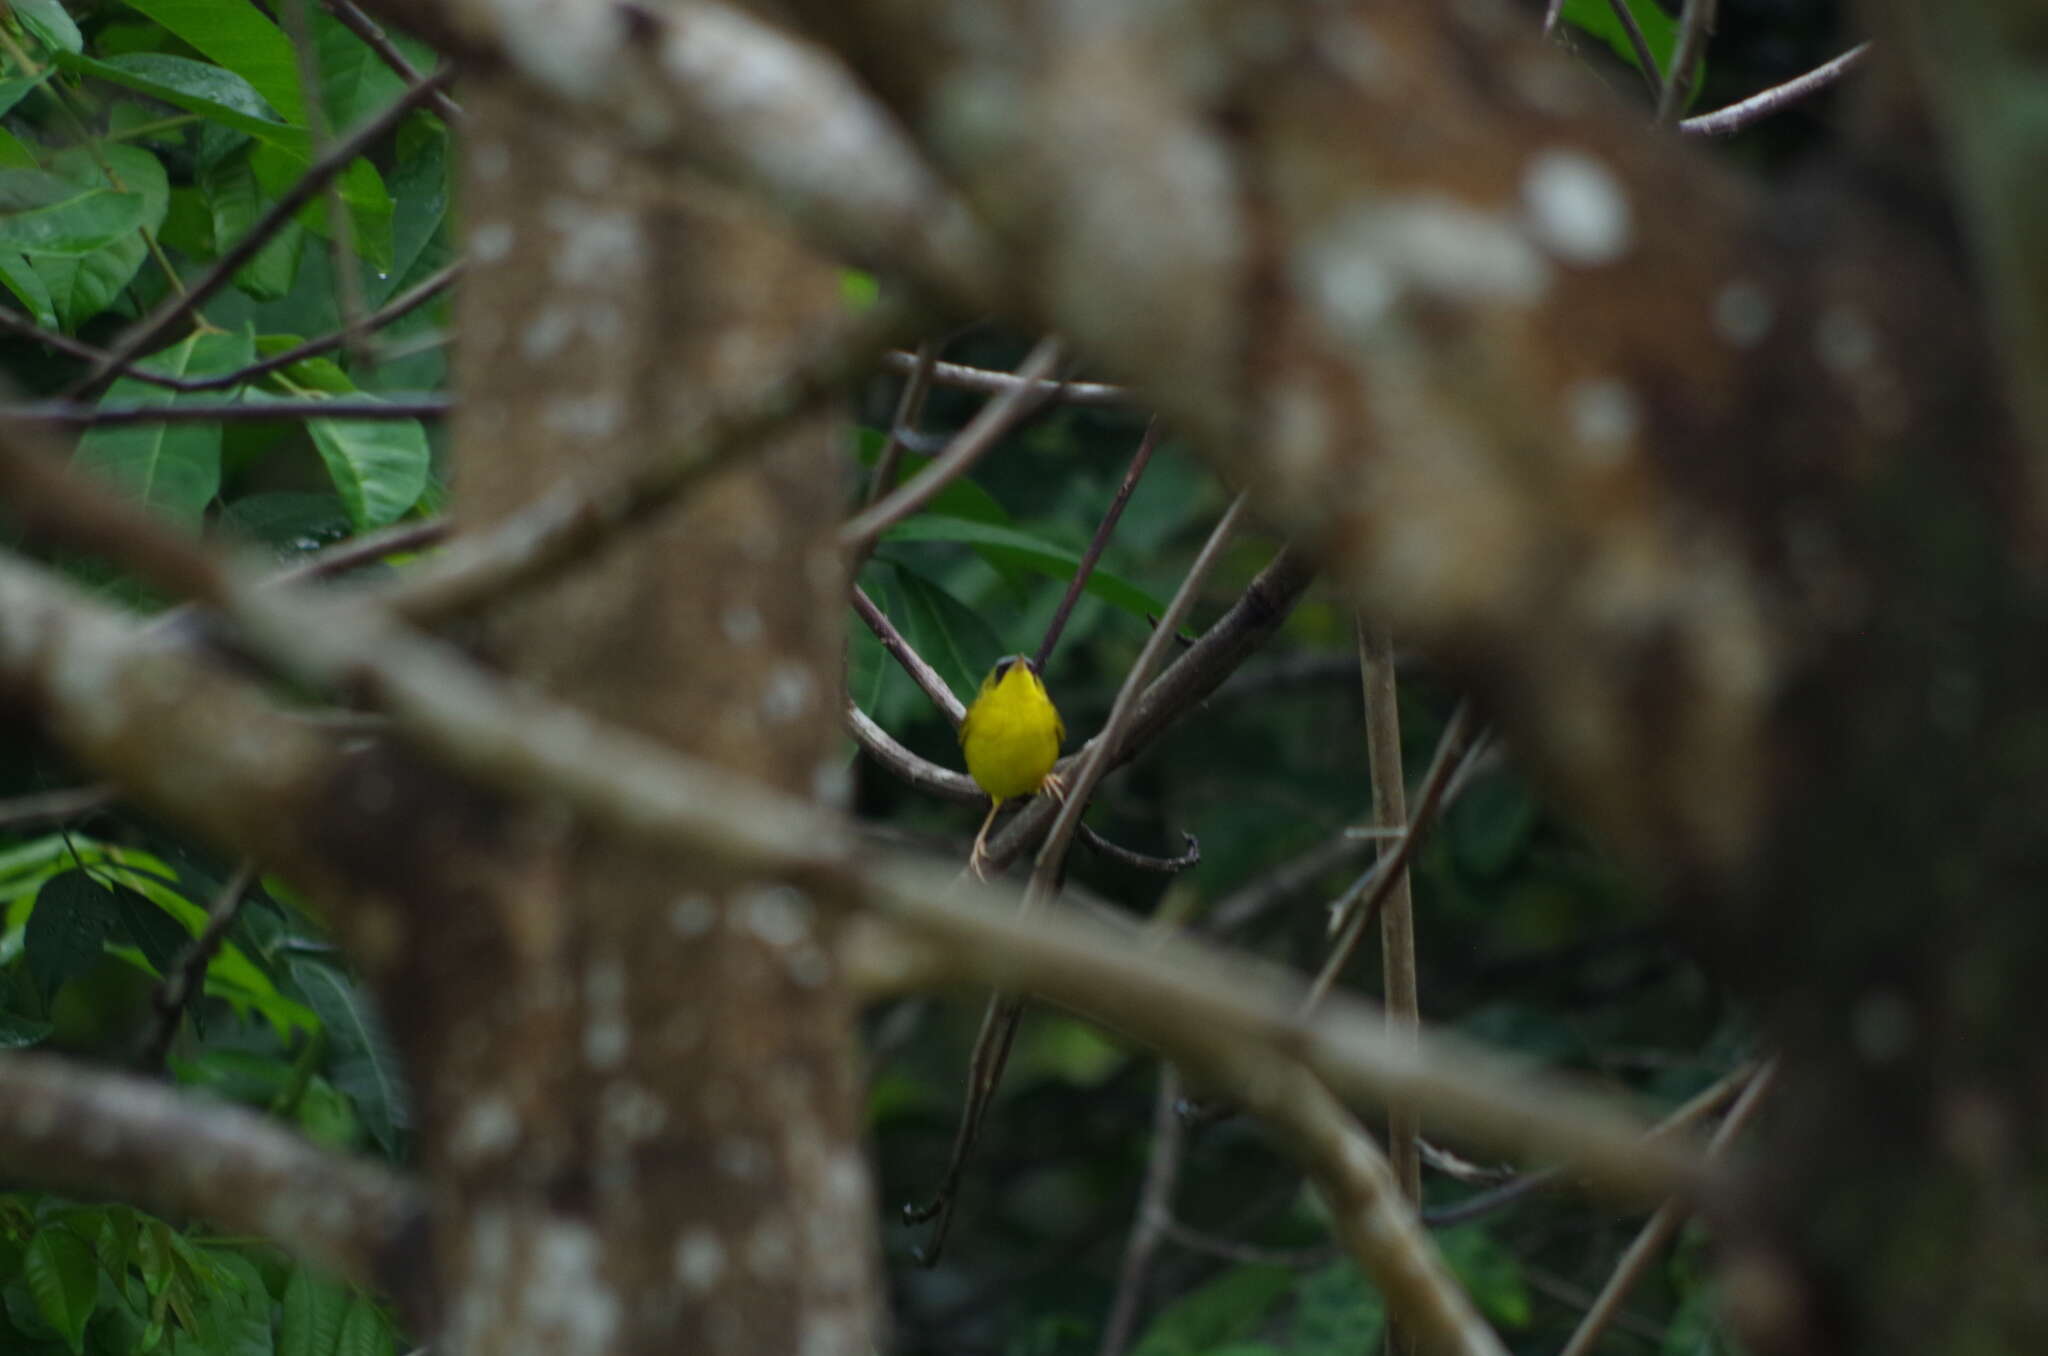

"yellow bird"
[960, 655, 1066, 879]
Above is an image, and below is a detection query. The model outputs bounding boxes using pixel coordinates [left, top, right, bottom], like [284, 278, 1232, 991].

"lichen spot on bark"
[1521, 147, 1633, 266]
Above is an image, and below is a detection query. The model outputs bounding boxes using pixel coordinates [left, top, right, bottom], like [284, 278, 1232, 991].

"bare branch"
[1035, 418, 1160, 671]
[1677, 44, 1869, 136]
[5, 395, 450, 426]
[879, 350, 1128, 407]
[324, 0, 464, 120]
[0, 1052, 426, 1311]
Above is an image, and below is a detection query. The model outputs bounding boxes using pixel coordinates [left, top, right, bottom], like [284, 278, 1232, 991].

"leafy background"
[0, 1, 1842, 1354]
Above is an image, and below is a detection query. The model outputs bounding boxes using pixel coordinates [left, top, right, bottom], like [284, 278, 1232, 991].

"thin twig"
[0, 263, 459, 394]
[1542, 0, 1568, 36]
[1559, 1061, 1777, 1356]
[66, 72, 453, 399]
[2, 396, 451, 425]
[1035, 417, 1159, 671]
[1678, 44, 1870, 136]
[1305, 701, 1479, 1014]
[1159, 1220, 1340, 1269]
[1359, 620, 1419, 1356]
[1080, 827, 1199, 874]
[840, 337, 1063, 554]
[1604, 0, 1663, 98]
[0, 785, 117, 829]
[271, 517, 450, 583]
[323, 0, 464, 121]
[1422, 1060, 1757, 1227]
[851, 584, 966, 722]
[880, 350, 1126, 406]
[139, 861, 256, 1069]
[1656, 0, 1717, 124]
[865, 340, 937, 509]
[1099, 1067, 1187, 1356]
[285, 0, 370, 369]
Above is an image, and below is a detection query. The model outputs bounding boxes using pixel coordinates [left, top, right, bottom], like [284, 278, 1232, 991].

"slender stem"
[1558, 1062, 1777, 1356]
[879, 349, 1126, 406]
[1656, 0, 1718, 124]
[1604, 0, 1663, 98]
[1542, 0, 1567, 36]
[138, 861, 256, 1069]
[1098, 1066, 1187, 1356]
[1, 395, 450, 426]
[65, 73, 453, 399]
[1304, 702, 1478, 1014]
[840, 337, 1063, 554]
[1678, 44, 1870, 136]
[850, 584, 966, 723]
[1034, 417, 1159, 671]
[865, 340, 937, 508]
[286, 0, 370, 369]
[0, 785, 117, 829]
[0, 263, 460, 394]
[1359, 620, 1419, 1356]
[323, 0, 465, 121]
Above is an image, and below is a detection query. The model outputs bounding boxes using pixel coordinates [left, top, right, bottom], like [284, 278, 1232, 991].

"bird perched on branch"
[960, 655, 1066, 879]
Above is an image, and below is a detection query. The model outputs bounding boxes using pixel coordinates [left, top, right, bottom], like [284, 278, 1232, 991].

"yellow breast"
[960, 659, 1065, 803]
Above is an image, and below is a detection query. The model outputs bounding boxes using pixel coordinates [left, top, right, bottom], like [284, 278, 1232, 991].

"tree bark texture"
[412, 81, 879, 1356]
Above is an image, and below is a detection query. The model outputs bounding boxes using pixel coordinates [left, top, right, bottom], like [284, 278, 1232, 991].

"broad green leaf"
[25, 871, 119, 996]
[334, 1297, 392, 1356]
[134, 1221, 175, 1300]
[119, 0, 307, 125]
[288, 958, 409, 1156]
[72, 331, 255, 528]
[251, 341, 352, 393]
[304, 406, 430, 529]
[58, 52, 289, 142]
[375, 113, 447, 305]
[28, 144, 170, 332]
[884, 515, 1167, 619]
[110, 882, 193, 977]
[279, 1266, 349, 1356]
[201, 150, 306, 299]
[0, 250, 57, 327]
[1560, 0, 1703, 103]
[841, 268, 877, 310]
[13, 0, 82, 56]
[886, 560, 1005, 706]
[169, 1248, 272, 1356]
[249, 141, 393, 274]
[1130, 1264, 1292, 1356]
[0, 73, 53, 121]
[312, 10, 406, 133]
[0, 128, 39, 170]
[0, 170, 146, 256]
[23, 1229, 97, 1354]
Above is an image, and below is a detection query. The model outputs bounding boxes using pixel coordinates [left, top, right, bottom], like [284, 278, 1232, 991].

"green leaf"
[333, 1295, 391, 1356]
[288, 958, 409, 1156]
[13, 0, 82, 56]
[312, 10, 407, 134]
[72, 331, 255, 528]
[134, 1222, 175, 1300]
[170, 1248, 272, 1356]
[119, 0, 307, 125]
[278, 1266, 349, 1356]
[1288, 1261, 1386, 1355]
[23, 1229, 97, 1355]
[376, 114, 447, 305]
[28, 144, 171, 332]
[884, 514, 1167, 619]
[886, 559, 1005, 706]
[200, 149, 305, 299]
[0, 170, 146, 256]
[26, 871, 119, 996]
[110, 883, 193, 977]
[0, 250, 57, 327]
[59, 52, 288, 141]
[0, 73, 53, 121]
[840, 268, 877, 310]
[248, 141, 393, 275]
[1559, 0, 1703, 102]
[1130, 1263, 1292, 1356]
[855, 433, 1011, 526]
[303, 406, 430, 529]
[1439, 1224, 1532, 1328]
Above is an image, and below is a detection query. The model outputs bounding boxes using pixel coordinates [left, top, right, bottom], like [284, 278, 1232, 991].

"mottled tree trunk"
[398, 81, 879, 1355]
